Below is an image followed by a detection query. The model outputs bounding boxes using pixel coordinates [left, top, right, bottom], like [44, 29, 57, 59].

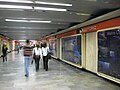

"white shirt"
[42, 47, 49, 56]
[33, 47, 42, 57]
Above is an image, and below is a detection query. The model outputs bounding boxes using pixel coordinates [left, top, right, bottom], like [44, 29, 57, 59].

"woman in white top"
[42, 43, 50, 71]
[32, 43, 42, 72]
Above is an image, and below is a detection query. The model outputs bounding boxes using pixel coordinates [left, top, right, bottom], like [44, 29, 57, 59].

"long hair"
[43, 43, 47, 48]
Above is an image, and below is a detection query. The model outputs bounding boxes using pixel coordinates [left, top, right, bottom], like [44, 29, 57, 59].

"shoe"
[25, 74, 28, 77]
[36, 69, 38, 72]
[31, 60, 33, 64]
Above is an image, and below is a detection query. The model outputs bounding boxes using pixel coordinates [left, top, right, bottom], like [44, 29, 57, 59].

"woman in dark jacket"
[2, 43, 8, 62]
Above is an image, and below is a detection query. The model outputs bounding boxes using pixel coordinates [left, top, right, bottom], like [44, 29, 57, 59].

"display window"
[98, 28, 120, 79]
[61, 35, 82, 65]
[49, 40, 57, 57]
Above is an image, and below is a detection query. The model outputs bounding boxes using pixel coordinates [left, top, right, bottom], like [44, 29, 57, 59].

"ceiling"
[0, 0, 120, 40]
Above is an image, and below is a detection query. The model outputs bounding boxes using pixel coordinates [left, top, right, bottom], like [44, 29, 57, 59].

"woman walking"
[32, 43, 42, 72]
[42, 43, 50, 71]
[2, 42, 8, 62]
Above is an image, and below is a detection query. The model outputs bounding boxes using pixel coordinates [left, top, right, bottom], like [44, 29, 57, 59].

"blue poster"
[98, 28, 120, 79]
[49, 40, 57, 57]
[62, 35, 82, 65]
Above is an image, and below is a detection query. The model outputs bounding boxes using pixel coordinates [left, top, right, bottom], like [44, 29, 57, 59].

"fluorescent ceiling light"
[34, 7, 67, 11]
[0, 5, 32, 9]
[87, 0, 96, 1]
[5, 19, 28, 22]
[1, 31, 26, 32]
[0, 0, 33, 3]
[5, 19, 51, 23]
[19, 40, 26, 41]
[35, 1, 72, 6]
[30, 21, 51, 23]
[76, 13, 90, 16]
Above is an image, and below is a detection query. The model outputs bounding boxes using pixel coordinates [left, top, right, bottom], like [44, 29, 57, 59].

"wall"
[57, 39, 60, 58]
[82, 17, 120, 83]
[40, 17, 120, 84]
[0, 37, 2, 55]
[85, 32, 97, 73]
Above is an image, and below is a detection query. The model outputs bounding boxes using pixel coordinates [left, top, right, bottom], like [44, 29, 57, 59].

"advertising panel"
[49, 40, 57, 57]
[62, 35, 82, 65]
[98, 28, 120, 79]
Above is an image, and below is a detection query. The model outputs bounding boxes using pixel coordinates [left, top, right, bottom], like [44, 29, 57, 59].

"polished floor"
[0, 51, 120, 90]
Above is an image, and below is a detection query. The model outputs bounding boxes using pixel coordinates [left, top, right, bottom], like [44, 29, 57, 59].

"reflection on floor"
[0, 51, 120, 90]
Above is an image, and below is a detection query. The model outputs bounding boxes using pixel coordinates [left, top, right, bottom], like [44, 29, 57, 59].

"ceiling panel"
[0, 0, 119, 40]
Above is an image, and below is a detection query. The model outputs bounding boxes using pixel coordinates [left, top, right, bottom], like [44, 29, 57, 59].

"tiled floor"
[0, 51, 120, 90]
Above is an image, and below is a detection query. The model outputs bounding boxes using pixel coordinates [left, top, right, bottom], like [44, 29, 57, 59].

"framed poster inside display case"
[98, 28, 120, 79]
[49, 40, 57, 57]
[61, 35, 82, 65]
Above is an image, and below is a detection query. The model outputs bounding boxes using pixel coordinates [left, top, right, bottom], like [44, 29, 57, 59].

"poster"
[98, 28, 120, 79]
[49, 40, 57, 57]
[62, 35, 82, 65]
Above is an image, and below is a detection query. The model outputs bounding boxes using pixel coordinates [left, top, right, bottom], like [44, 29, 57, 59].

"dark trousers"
[35, 55, 40, 71]
[17, 49, 19, 54]
[43, 56, 48, 71]
[3, 53, 7, 62]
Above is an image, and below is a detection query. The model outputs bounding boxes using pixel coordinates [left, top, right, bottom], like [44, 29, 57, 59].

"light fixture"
[35, 1, 72, 6]
[0, 5, 32, 9]
[29, 21, 51, 23]
[0, 0, 33, 3]
[2, 31, 26, 32]
[6, 19, 28, 22]
[19, 40, 26, 41]
[76, 13, 90, 16]
[34, 7, 67, 12]
[5, 19, 52, 23]
[87, 0, 96, 1]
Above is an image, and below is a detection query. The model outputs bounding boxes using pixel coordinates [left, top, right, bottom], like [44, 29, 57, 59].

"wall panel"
[85, 32, 97, 73]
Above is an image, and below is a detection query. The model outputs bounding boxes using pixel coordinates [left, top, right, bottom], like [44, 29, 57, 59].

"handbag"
[33, 50, 36, 60]
[47, 52, 51, 59]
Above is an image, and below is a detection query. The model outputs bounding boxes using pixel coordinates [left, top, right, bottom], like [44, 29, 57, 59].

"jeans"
[24, 56, 31, 76]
